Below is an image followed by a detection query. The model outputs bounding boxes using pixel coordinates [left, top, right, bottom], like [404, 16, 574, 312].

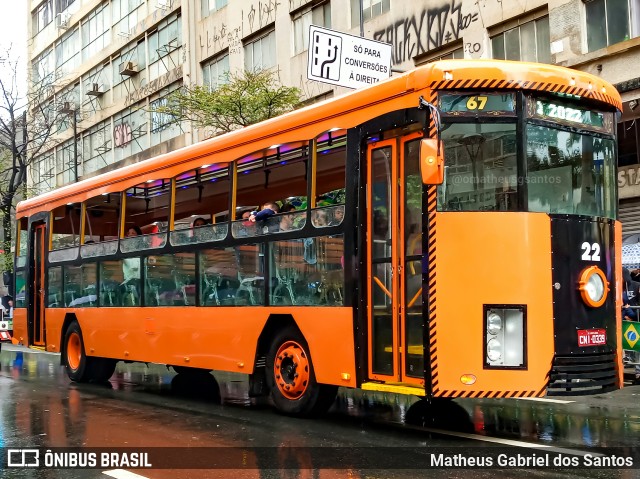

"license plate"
[578, 329, 606, 347]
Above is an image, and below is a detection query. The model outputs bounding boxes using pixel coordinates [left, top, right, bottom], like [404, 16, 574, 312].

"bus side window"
[234, 141, 308, 238]
[171, 165, 230, 246]
[312, 130, 346, 227]
[122, 180, 171, 252]
[81, 193, 121, 258]
[50, 203, 81, 262]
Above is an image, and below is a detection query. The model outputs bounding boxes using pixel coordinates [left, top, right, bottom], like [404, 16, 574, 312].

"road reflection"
[1, 346, 639, 451]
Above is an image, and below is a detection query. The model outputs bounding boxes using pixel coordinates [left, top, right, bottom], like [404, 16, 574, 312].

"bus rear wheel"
[266, 326, 337, 417]
[64, 321, 116, 383]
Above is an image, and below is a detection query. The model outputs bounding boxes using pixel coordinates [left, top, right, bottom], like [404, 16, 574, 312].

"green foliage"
[151, 70, 302, 133]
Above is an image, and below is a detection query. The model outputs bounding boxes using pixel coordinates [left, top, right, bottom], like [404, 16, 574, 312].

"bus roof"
[17, 59, 621, 218]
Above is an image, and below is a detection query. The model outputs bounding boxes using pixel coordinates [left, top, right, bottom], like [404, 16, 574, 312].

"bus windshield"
[437, 93, 617, 219]
[526, 124, 616, 218]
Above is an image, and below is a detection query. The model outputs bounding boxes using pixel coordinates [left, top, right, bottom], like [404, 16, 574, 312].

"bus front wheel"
[64, 321, 116, 383]
[266, 326, 337, 417]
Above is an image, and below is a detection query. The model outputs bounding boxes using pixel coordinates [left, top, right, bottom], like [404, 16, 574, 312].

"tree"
[151, 69, 302, 134]
[0, 46, 67, 275]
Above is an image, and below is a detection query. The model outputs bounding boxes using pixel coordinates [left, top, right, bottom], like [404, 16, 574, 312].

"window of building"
[55, 27, 80, 77]
[415, 42, 464, 65]
[56, 0, 76, 13]
[82, 3, 111, 63]
[31, 152, 55, 195]
[202, 53, 229, 89]
[147, 13, 182, 81]
[350, 0, 389, 27]
[585, 0, 640, 51]
[81, 63, 110, 119]
[618, 119, 639, 167]
[292, 2, 331, 55]
[201, 0, 228, 19]
[112, 41, 145, 102]
[244, 29, 276, 71]
[32, 49, 55, 85]
[33, 0, 54, 34]
[150, 84, 182, 146]
[57, 138, 80, 185]
[57, 83, 80, 134]
[82, 120, 112, 175]
[491, 15, 550, 63]
[112, 0, 143, 37]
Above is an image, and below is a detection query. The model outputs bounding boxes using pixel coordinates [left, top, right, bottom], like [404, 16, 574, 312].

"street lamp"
[60, 101, 78, 182]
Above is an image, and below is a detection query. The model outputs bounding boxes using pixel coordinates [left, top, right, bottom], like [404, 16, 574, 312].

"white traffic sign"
[307, 25, 392, 90]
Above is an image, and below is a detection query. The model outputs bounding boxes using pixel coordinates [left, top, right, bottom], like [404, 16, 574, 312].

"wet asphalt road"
[0, 344, 639, 479]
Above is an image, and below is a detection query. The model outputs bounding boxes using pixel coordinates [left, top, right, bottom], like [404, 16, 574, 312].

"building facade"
[26, 0, 640, 236]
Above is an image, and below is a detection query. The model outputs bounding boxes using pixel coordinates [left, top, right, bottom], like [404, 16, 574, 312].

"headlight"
[485, 307, 526, 368]
[578, 266, 609, 308]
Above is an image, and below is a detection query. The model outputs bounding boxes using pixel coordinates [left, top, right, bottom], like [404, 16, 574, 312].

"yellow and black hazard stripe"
[426, 89, 439, 396]
[434, 388, 547, 399]
[429, 78, 621, 110]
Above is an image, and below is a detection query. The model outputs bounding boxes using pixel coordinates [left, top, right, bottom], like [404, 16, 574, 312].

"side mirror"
[419, 139, 444, 185]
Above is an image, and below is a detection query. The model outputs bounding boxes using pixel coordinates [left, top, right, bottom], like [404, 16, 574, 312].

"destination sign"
[439, 93, 515, 114]
[535, 99, 605, 126]
[529, 97, 613, 133]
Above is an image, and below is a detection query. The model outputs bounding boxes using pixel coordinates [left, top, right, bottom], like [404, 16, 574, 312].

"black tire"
[64, 321, 116, 383]
[266, 326, 337, 417]
[63, 321, 91, 382]
[91, 358, 117, 382]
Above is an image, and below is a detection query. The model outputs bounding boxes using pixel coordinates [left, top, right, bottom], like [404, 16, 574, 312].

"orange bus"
[13, 59, 623, 415]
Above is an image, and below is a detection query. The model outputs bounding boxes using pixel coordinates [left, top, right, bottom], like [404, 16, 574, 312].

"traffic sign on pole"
[307, 25, 392, 90]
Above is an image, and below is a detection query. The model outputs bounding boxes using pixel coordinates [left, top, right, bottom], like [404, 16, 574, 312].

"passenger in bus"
[312, 209, 329, 227]
[237, 211, 258, 237]
[329, 205, 344, 226]
[249, 202, 279, 222]
[278, 203, 296, 232]
[192, 217, 207, 228]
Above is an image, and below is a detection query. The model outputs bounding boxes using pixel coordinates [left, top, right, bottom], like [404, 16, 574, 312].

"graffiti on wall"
[246, 0, 280, 34]
[124, 66, 183, 107]
[373, 0, 479, 65]
[114, 123, 133, 148]
[200, 23, 242, 56]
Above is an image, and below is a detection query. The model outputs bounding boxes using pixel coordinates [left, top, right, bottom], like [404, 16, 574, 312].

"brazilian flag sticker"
[623, 321, 640, 351]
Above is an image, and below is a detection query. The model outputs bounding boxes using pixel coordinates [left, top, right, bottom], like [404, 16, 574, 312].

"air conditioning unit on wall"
[86, 83, 104, 97]
[119, 61, 137, 76]
[56, 12, 71, 29]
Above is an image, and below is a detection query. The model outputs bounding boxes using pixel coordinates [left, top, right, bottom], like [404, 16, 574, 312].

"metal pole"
[359, 0, 364, 37]
[72, 109, 78, 182]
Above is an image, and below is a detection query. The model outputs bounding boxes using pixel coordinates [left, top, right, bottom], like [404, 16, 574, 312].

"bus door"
[366, 132, 424, 385]
[30, 223, 47, 346]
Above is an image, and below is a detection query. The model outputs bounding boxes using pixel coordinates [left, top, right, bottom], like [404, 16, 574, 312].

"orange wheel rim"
[273, 340, 310, 400]
[67, 332, 81, 371]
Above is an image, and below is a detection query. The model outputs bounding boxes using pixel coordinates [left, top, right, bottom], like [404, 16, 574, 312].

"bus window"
[82, 193, 121, 258]
[99, 260, 126, 307]
[48, 267, 62, 307]
[233, 142, 308, 238]
[64, 263, 97, 307]
[145, 252, 196, 306]
[122, 180, 170, 252]
[312, 130, 346, 227]
[437, 123, 518, 212]
[14, 270, 25, 308]
[16, 218, 28, 268]
[50, 203, 82, 262]
[199, 247, 239, 306]
[171, 164, 230, 246]
[270, 235, 344, 306]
